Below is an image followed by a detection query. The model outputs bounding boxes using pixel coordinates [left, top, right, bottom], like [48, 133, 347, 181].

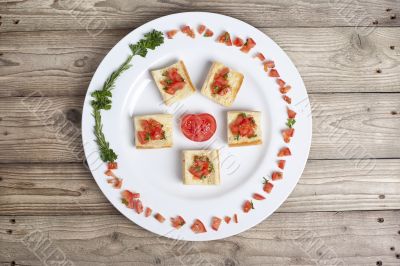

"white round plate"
[82, 12, 312, 241]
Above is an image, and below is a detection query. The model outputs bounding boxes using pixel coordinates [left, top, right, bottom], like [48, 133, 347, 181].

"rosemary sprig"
[91, 29, 165, 163]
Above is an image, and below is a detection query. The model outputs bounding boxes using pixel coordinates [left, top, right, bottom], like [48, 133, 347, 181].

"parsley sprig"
[286, 118, 296, 128]
[129, 30, 164, 57]
[91, 30, 164, 163]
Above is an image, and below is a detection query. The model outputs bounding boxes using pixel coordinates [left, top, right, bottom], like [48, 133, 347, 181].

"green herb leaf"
[286, 118, 296, 128]
[234, 134, 240, 141]
[129, 30, 164, 57]
[121, 198, 128, 206]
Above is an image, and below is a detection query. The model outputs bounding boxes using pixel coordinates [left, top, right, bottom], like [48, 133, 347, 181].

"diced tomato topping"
[240, 38, 256, 53]
[233, 37, 244, 47]
[217, 31, 232, 46]
[233, 214, 238, 223]
[263, 178, 274, 193]
[198, 24, 206, 34]
[210, 67, 231, 96]
[278, 147, 292, 157]
[107, 162, 118, 170]
[255, 52, 265, 61]
[269, 68, 280, 77]
[277, 79, 286, 87]
[252, 193, 265, 200]
[171, 215, 186, 229]
[154, 213, 165, 223]
[211, 217, 222, 231]
[135, 199, 143, 214]
[181, 25, 195, 38]
[229, 113, 257, 139]
[224, 216, 231, 224]
[160, 67, 186, 95]
[189, 155, 213, 180]
[278, 160, 286, 170]
[282, 128, 295, 143]
[204, 29, 214, 37]
[191, 219, 207, 233]
[280, 85, 292, 94]
[287, 108, 297, 119]
[144, 207, 152, 217]
[137, 118, 166, 145]
[272, 172, 283, 181]
[283, 95, 292, 104]
[166, 30, 178, 39]
[242, 200, 254, 213]
[263, 61, 275, 72]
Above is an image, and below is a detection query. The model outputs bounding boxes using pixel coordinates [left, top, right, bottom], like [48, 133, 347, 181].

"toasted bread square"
[151, 61, 196, 106]
[227, 111, 262, 147]
[201, 62, 244, 107]
[182, 150, 220, 185]
[134, 114, 173, 149]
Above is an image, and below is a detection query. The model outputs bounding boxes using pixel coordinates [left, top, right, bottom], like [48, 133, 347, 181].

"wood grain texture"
[0, 211, 399, 265]
[0, 93, 399, 163]
[0, 0, 399, 32]
[0, 27, 399, 97]
[0, 159, 399, 216]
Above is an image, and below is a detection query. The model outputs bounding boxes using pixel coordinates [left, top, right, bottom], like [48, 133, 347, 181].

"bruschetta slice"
[134, 114, 173, 149]
[151, 60, 196, 106]
[182, 150, 220, 185]
[200, 62, 244, 107]
[227, 111, 262, 147]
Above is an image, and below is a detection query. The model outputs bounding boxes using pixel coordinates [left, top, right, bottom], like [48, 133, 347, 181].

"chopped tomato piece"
[283, 95, 292, 104]
[160, 67, 186, 95]
[127, 198, 136, 209]
[134, 199, 143, 214]
[278, 147, 292, 157]
[107, 177, 122, 189]
[252, 193, 265, 200]
[107, 162, 118, 170]
[277, 79, 286, 87]
[217, 31, 232, 46]
[204, 29, 214, 37]
[272, 172, 283, 181]
[255, 52, 265, 61]
[240, 38, 256, 53]
[105, 169, 113, 176]
[181, 25, 195, 38]
[229, 113, 257, 139]
[191, 219, 207, 233]
[224, 216, 231, 224]
[278, 160, 286, 170]
[264, 60, 275, 71]
[242, 200, 254, 213]
[211, 217, 222, 231]
[269, 68, 280, 77]
[166, 30, 178, 39]
[287, 108, 297, 119]
[154, 213, 165, 223]
[233, 37, 244, 47]
[144, 207, 152, 217]
[280, 85, 292, 94]
[263, 178, 274, 193]
[233, 214, 238, 223]
[198, 24, 206, 34]
[282, 128, 295, 143]
[171, 215, 186, 229]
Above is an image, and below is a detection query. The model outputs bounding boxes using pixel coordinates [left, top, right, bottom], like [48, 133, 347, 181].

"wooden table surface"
[1, 1, 400, 265]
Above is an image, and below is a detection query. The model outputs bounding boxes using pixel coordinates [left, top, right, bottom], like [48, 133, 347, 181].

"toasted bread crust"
[178, 60, 196, 92]
[228, 139, 262, 147]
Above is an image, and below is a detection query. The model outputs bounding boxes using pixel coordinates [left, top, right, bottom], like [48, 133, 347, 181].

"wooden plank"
[0, 211, 399, 265]
[0, 0, 399, 32]
[0, 93, 399, 163]
[1, 27, 400, 96]
[0, 159, 399, 216]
